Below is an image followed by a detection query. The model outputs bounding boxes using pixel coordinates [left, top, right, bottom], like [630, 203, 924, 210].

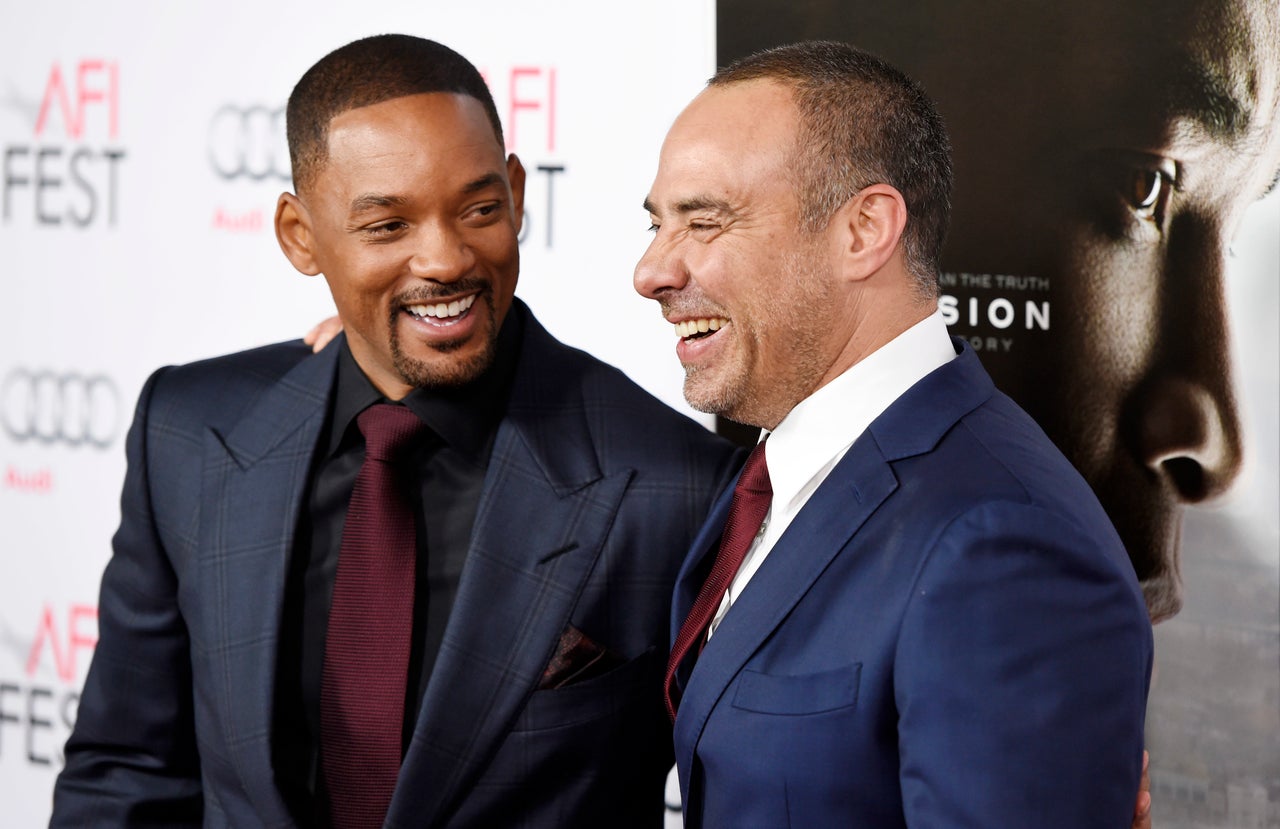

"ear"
[506, 153, 527, 236]
[275, 192, 321, 276]
[834, 183, 909, 282]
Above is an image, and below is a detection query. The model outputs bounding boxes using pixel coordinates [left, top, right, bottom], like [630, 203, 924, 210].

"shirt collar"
[327, 305, 524, 458]
[762, 309, 957, 516]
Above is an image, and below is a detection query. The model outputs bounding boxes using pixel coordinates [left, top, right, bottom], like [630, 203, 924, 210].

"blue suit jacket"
[671, 341, 1153, 828]
[52, 302, 741, 828]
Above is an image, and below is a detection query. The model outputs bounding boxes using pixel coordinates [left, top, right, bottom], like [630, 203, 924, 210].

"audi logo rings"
[207, 104, 290, 182]
[0, 369, 121, 449]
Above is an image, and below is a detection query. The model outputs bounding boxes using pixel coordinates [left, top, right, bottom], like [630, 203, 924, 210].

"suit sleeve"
[51, 368, 203, 826]
[895, 501, 1152, 829]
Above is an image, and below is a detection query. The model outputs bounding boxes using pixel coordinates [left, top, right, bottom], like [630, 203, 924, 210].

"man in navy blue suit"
[638, 41, 1154, 827]
[51, 35, 738, 828]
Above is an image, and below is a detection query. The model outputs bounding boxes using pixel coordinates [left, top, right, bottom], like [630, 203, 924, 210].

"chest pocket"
[731, 662, 861, 715]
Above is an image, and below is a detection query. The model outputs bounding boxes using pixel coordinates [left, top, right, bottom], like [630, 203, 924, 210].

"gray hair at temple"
[711, 40, 954, 296]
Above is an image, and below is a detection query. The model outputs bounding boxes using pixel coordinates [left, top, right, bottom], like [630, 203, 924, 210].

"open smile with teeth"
[407, 294, 477, 323]
[674, 317, 728, 340]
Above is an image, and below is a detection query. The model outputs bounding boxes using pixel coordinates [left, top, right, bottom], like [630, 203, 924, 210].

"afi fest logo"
[2, 60, 126, 228]
[0, 604, 96, 768]
[487, 65, 565, 249]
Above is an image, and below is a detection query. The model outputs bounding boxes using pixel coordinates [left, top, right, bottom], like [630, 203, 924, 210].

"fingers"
[1132, 750, 1151, 829]
[305, 316, 344, 353]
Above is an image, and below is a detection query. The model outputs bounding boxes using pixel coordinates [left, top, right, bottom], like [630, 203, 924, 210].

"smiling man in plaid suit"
[52, 35, 738, 828]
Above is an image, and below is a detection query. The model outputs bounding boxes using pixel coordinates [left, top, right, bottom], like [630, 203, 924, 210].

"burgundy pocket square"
[540, 625, 622, 689]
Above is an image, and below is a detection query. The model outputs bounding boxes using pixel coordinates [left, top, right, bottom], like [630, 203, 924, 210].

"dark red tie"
[321, 403, 426, 829]
[664, 438, 771, 721]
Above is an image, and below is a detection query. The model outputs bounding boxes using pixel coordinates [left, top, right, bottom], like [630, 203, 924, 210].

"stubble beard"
[388, 283, 500, 389]
[682, 244, 839, 429]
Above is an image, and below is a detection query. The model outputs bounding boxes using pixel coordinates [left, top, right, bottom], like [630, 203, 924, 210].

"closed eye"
[687, 220, 724, 240]
[361, 220, 408, 239]
[465, 200, 506, 224]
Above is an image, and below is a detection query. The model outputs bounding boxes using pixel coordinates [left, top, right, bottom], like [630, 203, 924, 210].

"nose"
[1131, 216, 1242, 503]
[408, 222, 476, 282]
[633, 233, 689, 300]
[1134, 377, 1240, 502]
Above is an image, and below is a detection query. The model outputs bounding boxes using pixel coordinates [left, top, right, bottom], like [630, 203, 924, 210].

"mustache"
[657, 295, 729, 320]
[396, 277, 490, 305]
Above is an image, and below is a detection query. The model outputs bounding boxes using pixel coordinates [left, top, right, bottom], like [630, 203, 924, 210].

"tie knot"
[356, 403, 428, 462]
[737, 439, 771, 496]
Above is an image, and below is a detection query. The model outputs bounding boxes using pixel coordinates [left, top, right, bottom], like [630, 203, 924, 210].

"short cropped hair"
[286, 34, 503, 193]
[712, 41, 953, 294]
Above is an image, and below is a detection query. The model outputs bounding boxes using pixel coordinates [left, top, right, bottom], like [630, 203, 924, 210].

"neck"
[812, 295, 937, 398]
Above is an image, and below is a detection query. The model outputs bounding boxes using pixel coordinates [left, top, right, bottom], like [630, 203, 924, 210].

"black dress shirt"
[274, 311, 522, 825]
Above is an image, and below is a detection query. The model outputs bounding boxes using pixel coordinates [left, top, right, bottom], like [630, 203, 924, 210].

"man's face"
[634, 81, 849, 430]
[292, 93, 524, 399]
[931, 0, 1280, 619]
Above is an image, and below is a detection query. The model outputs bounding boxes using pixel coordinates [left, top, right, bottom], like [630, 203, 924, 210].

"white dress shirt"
[706, 310, 957, 639]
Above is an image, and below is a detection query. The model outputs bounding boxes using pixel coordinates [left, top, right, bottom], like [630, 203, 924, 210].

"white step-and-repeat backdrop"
[0, 2, 712, 824]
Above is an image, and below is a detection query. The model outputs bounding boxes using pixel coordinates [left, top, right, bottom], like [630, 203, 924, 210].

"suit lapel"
[387, 312, 634, 828]
[672, 441, 899, 801]
[674, 340, 996, 804]
[198, 342, 339, 822]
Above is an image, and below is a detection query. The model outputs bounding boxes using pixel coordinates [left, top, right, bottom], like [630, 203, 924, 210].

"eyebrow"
[643, 194, 734, 216]
[1262, 166, 1280, 200]
[349, 193, 407, 215]
[462, 172, 506, 195]
[1162, 60, 1253, 140]
[348, 172, 507, 215]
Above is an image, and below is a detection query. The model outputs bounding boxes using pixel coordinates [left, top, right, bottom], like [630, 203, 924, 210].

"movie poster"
[718, 0, 1279, 824]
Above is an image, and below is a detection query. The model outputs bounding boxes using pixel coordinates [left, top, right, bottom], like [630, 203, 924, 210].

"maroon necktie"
[664, 438, 771, 721]
[321, 403, 426, 829]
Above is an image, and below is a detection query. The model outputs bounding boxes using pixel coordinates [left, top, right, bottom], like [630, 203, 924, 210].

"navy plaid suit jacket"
[52, 301, 741, 828]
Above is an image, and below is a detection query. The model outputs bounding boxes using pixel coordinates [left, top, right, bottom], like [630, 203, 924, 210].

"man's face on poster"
[930, 0, 1280, 621]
